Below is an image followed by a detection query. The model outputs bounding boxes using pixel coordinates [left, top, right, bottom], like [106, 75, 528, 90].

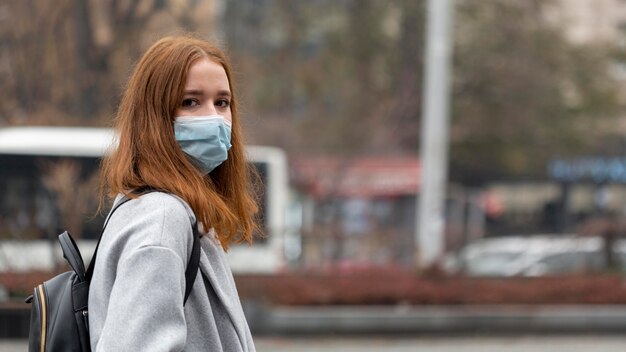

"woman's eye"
[216, 99, 230, 109]
[181, 98, 198, 108]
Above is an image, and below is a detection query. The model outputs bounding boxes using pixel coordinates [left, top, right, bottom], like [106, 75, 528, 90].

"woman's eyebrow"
[183, 89, 231, 97]
[183, 89, 204, 96]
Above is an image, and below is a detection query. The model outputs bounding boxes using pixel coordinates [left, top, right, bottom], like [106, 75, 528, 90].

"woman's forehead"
[185, 58, 229, 88]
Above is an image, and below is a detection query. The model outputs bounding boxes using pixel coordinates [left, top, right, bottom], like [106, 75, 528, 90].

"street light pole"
[416, 0, 455, 269]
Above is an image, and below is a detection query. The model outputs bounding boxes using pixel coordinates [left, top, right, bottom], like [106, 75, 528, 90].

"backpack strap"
[86, 190, 201, 305]
[85, 195, 134, 281]
[184, 222, 201, 304]
[59, 231, 87, 282]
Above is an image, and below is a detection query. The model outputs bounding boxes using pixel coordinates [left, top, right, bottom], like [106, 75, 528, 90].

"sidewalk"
[246, 304, 626, 335]
[7, 303, 626, 337]
[7, 336, 626, 352]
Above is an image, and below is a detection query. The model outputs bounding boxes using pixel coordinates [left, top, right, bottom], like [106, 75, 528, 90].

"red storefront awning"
[291, 156, 421, 198]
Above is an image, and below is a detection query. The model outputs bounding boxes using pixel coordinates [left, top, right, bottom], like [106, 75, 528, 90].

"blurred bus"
[0, 126, 288, 273]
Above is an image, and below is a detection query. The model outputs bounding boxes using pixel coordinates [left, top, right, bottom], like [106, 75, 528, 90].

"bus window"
[0, 154, 103, 240]
[0, 156, 277, 242]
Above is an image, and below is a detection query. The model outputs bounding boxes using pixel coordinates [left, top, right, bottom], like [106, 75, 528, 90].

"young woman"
[89, 36, 259, 351]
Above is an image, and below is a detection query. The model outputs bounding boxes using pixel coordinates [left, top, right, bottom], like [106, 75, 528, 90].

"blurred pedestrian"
[89, 35, 259, 351]
[578, 211, 625, 271]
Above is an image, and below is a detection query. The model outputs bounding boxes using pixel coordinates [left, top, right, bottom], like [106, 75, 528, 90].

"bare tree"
[40, 159, 99, 239]
[0, 0, 208, 124]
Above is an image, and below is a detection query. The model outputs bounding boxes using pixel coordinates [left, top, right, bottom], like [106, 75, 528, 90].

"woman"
[89, 36, 259, 351]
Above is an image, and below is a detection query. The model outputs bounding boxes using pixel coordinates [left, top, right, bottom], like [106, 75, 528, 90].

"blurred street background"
[5, 0, 626, 349]
[6, 335, 626, 351]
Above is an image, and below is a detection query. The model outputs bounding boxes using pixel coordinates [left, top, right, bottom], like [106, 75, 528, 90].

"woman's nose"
[202, 103, 218, 116]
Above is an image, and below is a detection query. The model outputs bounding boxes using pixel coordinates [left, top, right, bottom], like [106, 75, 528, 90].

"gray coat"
[88, 192, 256, 351]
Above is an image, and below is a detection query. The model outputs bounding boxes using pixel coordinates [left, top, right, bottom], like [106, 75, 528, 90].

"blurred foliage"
[0, 0, 213, 125]
[223, 0, 425, 155]
[0, 0, 623, 184]
[452, 0, 623, 184]
[224, 0, 623, 184]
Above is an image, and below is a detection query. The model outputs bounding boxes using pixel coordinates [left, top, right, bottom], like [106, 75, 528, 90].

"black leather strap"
[184, 223, 201, 304]
[59, 231, 87, 282]
[85, 195, 133, 281]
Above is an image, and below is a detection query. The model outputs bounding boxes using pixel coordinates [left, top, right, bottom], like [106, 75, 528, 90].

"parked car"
[445, 235, 610, 277]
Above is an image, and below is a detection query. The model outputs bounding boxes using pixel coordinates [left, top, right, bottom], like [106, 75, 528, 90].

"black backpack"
[25, 193, 201, 352]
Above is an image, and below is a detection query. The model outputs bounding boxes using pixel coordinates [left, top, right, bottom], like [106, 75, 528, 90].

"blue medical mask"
[174, 115, 232, 174]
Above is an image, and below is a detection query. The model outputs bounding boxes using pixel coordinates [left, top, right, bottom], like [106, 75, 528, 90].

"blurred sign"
[292, 157, 420, 198]
[548, 157, 626, 183]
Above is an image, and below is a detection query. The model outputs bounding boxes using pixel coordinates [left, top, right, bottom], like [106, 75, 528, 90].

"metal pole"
[416, 0, 455, 268]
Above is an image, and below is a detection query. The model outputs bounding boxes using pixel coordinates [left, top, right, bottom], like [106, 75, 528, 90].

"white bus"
[0, 126, 289, 273]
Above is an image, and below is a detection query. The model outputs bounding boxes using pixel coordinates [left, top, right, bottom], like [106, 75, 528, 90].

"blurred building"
[291, 156, 420, 267]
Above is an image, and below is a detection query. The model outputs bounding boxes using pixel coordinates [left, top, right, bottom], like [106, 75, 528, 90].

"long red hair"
[100, 35, 259, 249]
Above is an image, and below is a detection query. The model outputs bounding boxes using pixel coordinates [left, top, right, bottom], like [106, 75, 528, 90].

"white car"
[447, 235, 609, 277]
